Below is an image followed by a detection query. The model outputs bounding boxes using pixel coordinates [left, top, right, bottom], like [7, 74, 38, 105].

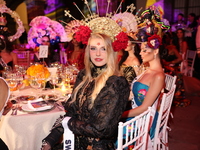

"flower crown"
[64, 0, 131, 52]
[28, 16, 67, 48]
[0, 0, 24, 42]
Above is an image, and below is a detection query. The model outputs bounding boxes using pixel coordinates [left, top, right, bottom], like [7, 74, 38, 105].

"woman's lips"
[95, 58, 103, 61]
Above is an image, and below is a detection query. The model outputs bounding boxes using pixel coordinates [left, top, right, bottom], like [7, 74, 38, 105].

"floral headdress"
[28, 16, 67, 48]
[64, 0, 129, 52]
[134, 6, 170, 48]
[0, 0, 24, 42]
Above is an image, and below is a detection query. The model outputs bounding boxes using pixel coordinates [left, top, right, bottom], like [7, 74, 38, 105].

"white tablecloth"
[0, 87, 66, 150]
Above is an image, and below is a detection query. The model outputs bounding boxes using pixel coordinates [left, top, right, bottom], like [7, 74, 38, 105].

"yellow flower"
[27, 64, 50, 79]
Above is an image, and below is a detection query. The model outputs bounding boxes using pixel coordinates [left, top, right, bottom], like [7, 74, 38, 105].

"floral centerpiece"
[26, 64, 50, 79]
[26, 64, 50, 89]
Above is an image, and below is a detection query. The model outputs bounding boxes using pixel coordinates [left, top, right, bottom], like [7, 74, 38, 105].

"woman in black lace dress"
[41, 33, 130, 150]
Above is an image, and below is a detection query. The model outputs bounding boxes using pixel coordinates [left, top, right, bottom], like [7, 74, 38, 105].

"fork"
[11, 106, 17, 115]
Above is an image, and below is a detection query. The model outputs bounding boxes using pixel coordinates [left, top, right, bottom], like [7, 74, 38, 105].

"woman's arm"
[170, 48, 183, 64]
[181, 41, 188, 59]
[11, 52, 18, 66]
[122, 72, 165, 118]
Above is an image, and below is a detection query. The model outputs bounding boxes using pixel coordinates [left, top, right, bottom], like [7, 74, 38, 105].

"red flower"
[112, 32, 128, 52]
[75, 25, 92, 45]
[147, 34, 162, 49]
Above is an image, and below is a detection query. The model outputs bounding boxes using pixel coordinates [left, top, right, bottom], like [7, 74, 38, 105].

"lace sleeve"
[42, 70, 86, 147]
[68, 76, 130, 138]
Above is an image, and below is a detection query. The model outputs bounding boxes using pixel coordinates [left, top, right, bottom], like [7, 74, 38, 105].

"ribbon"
[62, 117, 74, 150]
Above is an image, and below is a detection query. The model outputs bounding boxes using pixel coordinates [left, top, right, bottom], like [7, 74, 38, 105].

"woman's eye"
[90, 47, 96, 50]
[101, 47, 106, 51]
[142, 49, 147, 52]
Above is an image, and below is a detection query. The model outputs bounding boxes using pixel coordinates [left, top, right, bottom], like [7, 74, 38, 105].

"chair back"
[15, 51, 34, 66]
[117, 107, 152, 150]
[181, 50, 196, 77]
[164, 74, 177, 92]
[0, 77, 10, 118]
[153, 84, 176, 150]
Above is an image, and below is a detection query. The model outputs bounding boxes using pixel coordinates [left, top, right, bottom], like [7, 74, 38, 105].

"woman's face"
[176, 29, 184, 39]
[41, 36, 50, 46]
[125, 41, 134, 52]
[89, 38, 107, 67]
[140, 42, 154, 63]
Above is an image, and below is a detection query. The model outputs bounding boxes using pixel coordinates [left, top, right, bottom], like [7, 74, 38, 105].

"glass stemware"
[4, 73, 18, 98]
[49, 75, 59, 92]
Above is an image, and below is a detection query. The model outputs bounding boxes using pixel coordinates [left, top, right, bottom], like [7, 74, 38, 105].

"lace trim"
[50, 115, 65, 131]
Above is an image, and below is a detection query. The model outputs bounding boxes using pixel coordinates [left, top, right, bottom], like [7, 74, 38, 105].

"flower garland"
[0, 0, 24, 42]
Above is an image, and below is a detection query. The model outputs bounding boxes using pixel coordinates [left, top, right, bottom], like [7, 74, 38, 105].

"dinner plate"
[16, 95, 36, 103]
[21, 102, 54, 112]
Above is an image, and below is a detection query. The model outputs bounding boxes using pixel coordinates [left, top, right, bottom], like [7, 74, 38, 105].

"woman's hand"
[41, 140, 51, 150]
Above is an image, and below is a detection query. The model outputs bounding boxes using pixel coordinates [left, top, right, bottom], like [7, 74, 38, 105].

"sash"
[0, 57, 7, 68]
[62, 117, 74, 150]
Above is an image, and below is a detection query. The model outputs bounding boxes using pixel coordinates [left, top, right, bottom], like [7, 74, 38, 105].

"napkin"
[27, 98, 52, 111]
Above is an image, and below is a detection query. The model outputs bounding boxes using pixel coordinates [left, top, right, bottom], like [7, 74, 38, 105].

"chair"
[116, 107, 152, 150]
[152, 84, 176, 150]
[164, 74, 177, 92]
[181, 50, 196, 77]
[0, 77, 10, 118]
[15, 51, 33, 66]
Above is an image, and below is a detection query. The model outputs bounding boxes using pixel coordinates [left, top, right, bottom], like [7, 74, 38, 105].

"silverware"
[11, 106, 17, 115]
[55, 102, 64, 111]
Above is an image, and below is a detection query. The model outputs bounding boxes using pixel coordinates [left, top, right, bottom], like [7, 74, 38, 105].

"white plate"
[22, 103, 54, 112]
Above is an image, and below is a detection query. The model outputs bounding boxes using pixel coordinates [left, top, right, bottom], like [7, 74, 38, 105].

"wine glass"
[5, 73, 18, 98]
[29, 77, 41, 89]
[49, 75, 59, 92]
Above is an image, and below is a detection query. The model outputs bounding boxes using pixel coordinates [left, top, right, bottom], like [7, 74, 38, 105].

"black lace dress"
[43, 66, 130, 150]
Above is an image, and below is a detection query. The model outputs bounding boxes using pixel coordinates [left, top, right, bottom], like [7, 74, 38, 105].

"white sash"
[62, 117, 75, 150]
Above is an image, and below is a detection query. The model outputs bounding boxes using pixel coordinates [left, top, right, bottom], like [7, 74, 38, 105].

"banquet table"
[0, 87, 69, 150]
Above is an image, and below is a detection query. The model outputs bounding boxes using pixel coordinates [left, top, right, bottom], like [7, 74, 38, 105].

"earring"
[132, 46, 135, 53]
[154, 55, 156, 59]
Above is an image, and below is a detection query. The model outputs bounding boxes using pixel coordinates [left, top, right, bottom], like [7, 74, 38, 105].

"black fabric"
[0, 138, 9, 150]
[120, 65, 137, 84]
[43, 67, 130, 150]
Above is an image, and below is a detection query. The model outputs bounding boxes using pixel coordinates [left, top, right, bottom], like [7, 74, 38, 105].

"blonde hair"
[70, 33, 119, 107]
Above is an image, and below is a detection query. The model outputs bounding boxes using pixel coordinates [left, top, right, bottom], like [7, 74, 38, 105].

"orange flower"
[27, 64, 50, 79]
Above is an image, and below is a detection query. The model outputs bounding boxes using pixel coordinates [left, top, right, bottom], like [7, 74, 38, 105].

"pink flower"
[138, 89, 147, 95]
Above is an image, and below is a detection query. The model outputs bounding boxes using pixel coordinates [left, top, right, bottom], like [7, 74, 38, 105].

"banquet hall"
[0, 0, 200, 149]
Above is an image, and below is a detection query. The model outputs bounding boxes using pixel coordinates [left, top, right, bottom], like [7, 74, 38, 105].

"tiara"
[64, 0, 132, 52]
[0, 0, 24, 42]
[28, 16, 67, 48]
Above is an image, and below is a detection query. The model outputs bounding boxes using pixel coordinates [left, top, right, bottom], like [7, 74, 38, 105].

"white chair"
[0, 77, 10, 118]
[164, 74, 177, 92]
[152, 84, 176, 150]
[181, 50, 196, 77]
[116, 107, 152, 150]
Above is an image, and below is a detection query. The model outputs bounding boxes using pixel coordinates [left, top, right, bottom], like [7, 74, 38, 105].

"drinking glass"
[49, 75, 59, 92]
[5, 73, 18, 98]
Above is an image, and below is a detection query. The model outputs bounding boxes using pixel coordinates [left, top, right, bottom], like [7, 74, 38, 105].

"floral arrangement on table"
[26, 64, 50, 79]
